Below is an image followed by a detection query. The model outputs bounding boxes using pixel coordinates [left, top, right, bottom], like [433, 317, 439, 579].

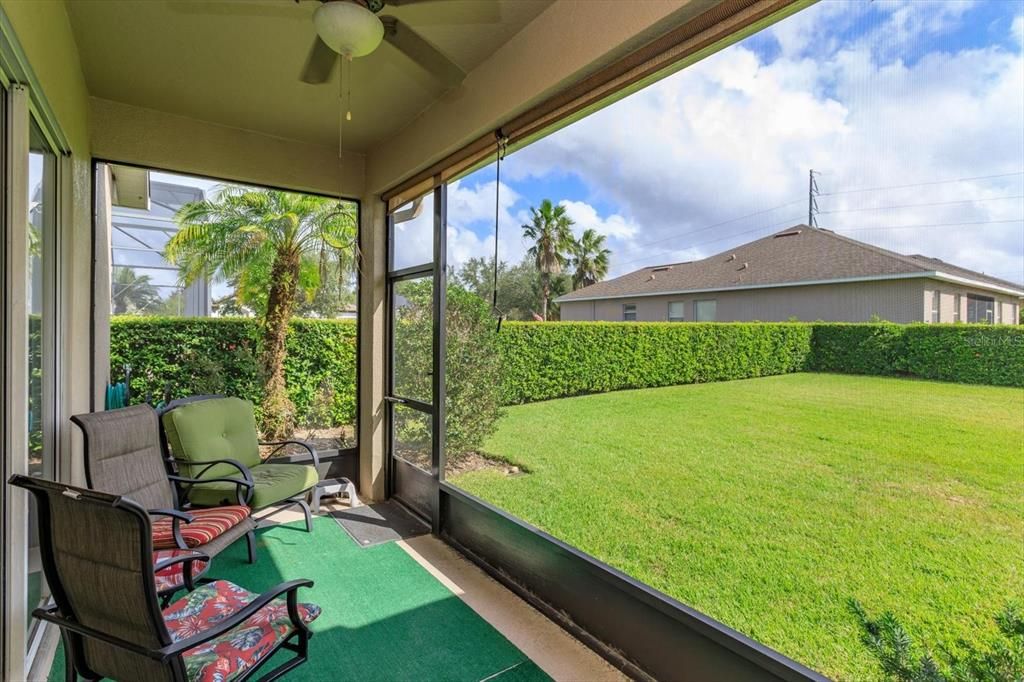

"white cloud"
[558, 200, 639, 239]
[498, 0, 1023, 281]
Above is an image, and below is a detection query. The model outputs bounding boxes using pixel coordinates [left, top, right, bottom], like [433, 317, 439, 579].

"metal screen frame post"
[431, 183, 447, 534]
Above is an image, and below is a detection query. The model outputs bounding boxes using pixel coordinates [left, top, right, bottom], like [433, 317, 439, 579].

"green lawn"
[450, 373, 1024, 681]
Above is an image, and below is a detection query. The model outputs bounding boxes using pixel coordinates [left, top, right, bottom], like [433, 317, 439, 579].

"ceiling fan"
[300, 0, 468, 87]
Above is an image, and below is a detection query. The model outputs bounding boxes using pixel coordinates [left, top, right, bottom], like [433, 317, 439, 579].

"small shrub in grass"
[849, 599, 1024, 681]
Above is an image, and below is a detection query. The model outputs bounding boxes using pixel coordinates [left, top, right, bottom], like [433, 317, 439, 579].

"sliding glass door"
[26, 119, 58, 657]
[1, 83, 63, 679]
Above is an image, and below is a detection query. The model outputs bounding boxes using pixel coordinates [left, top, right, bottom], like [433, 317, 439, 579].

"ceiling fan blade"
[381, 16, 466, 87]
[300, 36, 338, 84]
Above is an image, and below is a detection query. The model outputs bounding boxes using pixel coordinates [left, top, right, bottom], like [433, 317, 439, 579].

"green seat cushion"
[162, 397, 261, 479]
[187, 463, 319, 510]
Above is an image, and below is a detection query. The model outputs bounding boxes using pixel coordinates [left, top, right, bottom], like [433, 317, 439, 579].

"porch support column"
[357, 193, 387, 501]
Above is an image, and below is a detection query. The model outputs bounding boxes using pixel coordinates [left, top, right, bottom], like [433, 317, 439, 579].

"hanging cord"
[492, 130, 509, 332]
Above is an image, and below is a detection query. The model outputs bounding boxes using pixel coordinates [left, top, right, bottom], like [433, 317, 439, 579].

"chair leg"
[246, 529, 257, 564]
[295, 497, 313, 533]
[61, 630, 76, 682]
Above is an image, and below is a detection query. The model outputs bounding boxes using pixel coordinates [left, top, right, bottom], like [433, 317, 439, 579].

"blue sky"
[435, 0, 1023, 284]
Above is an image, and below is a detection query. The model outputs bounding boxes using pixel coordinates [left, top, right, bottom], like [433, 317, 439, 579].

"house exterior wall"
[923, 283, 1021, 324]
[561, 278, 1022, 324]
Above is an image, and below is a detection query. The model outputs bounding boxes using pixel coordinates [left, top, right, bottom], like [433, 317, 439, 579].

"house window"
[694, 300, 717, 322]
[930, 291, 940, 323]
[995, 302, 1002, 324]
[668, 301, 685, 322]
[966, 294, 994, 324]
[623, 304, 637, 321]
[953, 294, 961, 322]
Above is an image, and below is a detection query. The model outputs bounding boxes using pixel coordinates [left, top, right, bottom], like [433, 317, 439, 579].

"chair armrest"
[33, 605, 166, 661]
[159, 579, 315, 658]
[153, 550, 210, 592]
[171, 458, 255, 506]
[168, 474, 255, 506]
[148, 508, 194, 551]
[147, 508, 193, 523]
[174, 457, 253, 481]
[260, 440, 320, 469]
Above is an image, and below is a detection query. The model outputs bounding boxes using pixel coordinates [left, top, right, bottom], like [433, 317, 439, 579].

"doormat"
[330, 500, 430, 548]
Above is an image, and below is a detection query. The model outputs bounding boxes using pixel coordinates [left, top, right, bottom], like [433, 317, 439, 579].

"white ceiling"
[66, 0, 552, 153]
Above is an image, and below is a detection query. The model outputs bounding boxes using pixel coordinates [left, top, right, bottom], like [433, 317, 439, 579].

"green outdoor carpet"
[49, 516, 551, 682]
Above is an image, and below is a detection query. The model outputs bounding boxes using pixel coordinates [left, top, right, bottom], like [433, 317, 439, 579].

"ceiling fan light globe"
[313, 2, 384, 58]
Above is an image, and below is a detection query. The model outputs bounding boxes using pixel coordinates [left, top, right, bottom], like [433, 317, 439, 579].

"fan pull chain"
[338, 57, 345, 159]
[344, 54, 353, 122]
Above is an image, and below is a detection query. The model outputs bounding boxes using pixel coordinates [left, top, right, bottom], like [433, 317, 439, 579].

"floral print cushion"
[153, 549, 208, 595]
[163, 580, 321, 682]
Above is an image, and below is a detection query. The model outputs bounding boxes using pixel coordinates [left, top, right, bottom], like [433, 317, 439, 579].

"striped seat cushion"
[153, 549, 209, 595]
[151, 506, 250, 550]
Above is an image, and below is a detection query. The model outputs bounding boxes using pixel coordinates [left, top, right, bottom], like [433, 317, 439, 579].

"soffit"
[65, 0, 551, 152]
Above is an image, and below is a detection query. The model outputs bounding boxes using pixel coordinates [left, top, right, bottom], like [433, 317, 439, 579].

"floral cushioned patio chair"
[72, 404, 259, 565]
[9, 475, 320, 682]
[160, 396, 320, 532]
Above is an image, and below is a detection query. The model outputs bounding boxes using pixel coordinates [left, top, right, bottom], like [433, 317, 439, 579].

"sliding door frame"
[385, 184, 446, 526]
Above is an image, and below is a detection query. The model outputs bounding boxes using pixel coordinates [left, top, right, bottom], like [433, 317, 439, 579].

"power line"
[820, 171, 1024, 197]
[820, 195, 1024, 215]
[613, 217, 1022, 273]
[623, 198, 805, 252]
[836, 218, 1024, 232]
[614, 215, 804, 270]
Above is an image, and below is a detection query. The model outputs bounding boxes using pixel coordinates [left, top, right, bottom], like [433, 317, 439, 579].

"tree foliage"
[522, 199, 576, 320]
[165, 186, 357, 437]
[570, 228, 611, 290]
[455, 256, 548, 321]
[111, 266, 162, 315]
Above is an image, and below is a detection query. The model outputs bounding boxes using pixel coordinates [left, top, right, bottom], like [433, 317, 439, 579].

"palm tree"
[165, 187, 357, 438]
[522, 199, 575, 320]
[570, 228, 610, 290]
[111, 266, 161, 314]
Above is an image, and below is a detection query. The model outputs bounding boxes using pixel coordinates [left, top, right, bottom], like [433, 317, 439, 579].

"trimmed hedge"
[110, 318, 1022, 425]
[497, 322, 814, 404]
[809, 323, 1024, 388]
[109, 316, 356, 426]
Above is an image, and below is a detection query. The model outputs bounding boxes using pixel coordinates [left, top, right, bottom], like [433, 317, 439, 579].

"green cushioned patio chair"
[160, 396, 320, 532]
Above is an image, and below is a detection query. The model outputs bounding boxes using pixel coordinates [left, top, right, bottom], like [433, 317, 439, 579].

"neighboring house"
[557, 225, 1023, 324]
[110, 178, 211, 316]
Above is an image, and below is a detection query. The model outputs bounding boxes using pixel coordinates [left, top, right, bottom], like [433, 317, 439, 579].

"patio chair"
[160, 396, 320, 532]
[72, 404, 259, 564]
[9, 474, 319, 682]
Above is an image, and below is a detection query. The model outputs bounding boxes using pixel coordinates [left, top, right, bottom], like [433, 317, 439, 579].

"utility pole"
[808, 169, 820, 228]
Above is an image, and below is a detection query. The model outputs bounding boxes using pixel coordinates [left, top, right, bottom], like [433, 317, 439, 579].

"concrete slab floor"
[397, 533, 628, 682]
[270, 499, 627, 681]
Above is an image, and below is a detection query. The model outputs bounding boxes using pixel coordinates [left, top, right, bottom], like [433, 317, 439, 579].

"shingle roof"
[558, 225, 1024, 302]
